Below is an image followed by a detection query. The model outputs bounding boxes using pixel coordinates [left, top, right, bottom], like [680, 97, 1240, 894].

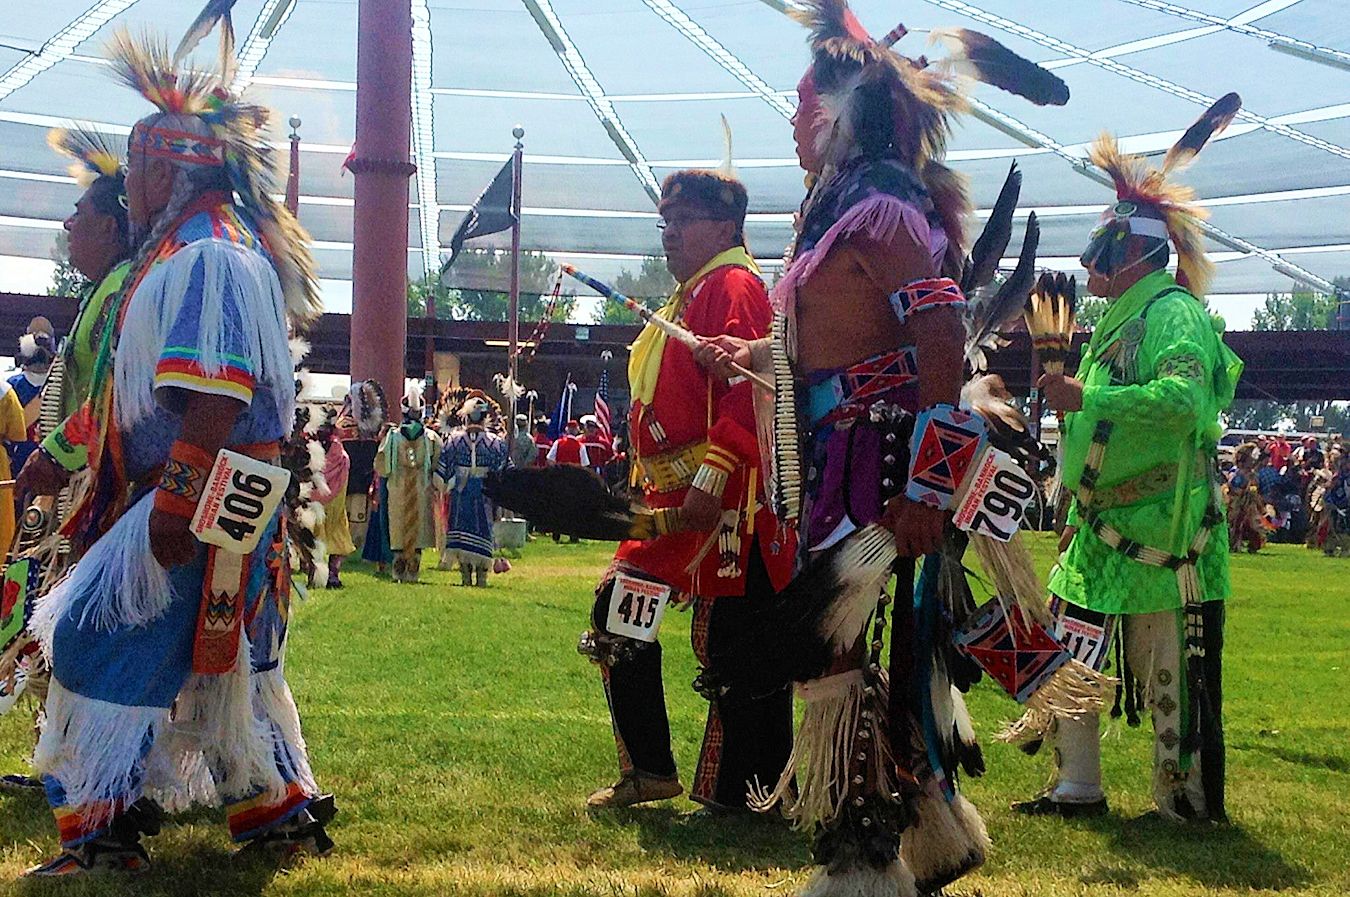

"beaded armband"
[888, 277, 966, 327]
[154, 441, 215, 520]
[653, 507, 682, 536]
[905, 403, 988, 510]
[691, 445, 737, 499]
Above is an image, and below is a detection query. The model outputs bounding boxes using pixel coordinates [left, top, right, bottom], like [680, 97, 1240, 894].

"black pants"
[594, 545, 793, 808]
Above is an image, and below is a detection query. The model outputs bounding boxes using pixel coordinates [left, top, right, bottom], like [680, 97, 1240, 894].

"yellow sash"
[627, 247, 759, 407]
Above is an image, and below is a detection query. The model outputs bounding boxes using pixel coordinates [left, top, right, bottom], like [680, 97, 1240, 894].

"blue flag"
[548, 376, 576, 440]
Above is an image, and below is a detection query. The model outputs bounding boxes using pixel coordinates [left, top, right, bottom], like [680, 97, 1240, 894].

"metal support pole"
[350, 0, 415, 402]
[507, 126, 524, 442]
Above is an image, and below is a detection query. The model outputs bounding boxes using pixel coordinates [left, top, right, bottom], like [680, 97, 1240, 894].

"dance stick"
[560, 264, 775, 393]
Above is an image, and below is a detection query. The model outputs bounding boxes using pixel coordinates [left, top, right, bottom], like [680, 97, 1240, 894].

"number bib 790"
[951, 446, 1037, 542]
[605, 572, 672, 643]
[190, 449, 292, 554]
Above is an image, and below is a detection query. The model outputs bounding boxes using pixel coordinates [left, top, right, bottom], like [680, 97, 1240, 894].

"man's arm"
[148, 392, 245, 567]
[847, 231, 963, 558]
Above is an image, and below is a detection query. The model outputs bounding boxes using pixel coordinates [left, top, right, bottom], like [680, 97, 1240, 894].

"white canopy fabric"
[0, 0, 1347, 304]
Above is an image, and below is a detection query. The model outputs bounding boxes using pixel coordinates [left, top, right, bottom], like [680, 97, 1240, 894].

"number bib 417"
[605, 571, 673, 643]
[190, 449, 292, 554]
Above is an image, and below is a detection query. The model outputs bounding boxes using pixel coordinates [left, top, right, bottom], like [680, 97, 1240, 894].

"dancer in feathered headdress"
[21, 7, 333, 876]
[687, 2, 1069, 894]
[0, 127, 135, 794]
[436, 389, 510, 586]
[371, 382, 441, 584]
[1020, 95, 1246, 824]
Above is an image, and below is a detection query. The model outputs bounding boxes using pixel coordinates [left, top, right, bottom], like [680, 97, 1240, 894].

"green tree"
[1075, 294, 1109, 330]
[1250, 288, 1337, 331]
[412, 249, 576, 322]
[592, 256, 673, 324]
[47, 232, 88, 298]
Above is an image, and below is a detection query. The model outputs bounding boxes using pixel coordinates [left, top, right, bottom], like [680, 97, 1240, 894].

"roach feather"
[1163, 92, 1241, 174]
[173, 0, 239, 87]
[965, 162, 1021, 294]
[485, 466, 653, 542]
[929, 28, 1069, 106]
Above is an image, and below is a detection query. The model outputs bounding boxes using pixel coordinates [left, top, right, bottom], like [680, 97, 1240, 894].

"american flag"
[594, 367, 612, 443]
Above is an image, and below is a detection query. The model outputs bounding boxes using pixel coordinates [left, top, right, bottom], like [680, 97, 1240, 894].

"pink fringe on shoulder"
[770, 193, 943, 313]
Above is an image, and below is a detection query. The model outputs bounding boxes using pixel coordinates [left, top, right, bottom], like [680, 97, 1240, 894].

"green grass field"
[0, 535, 1346, 896]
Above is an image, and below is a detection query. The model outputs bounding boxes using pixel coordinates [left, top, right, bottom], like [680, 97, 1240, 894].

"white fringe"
[798, 859, 917, 897]
[900, 786, 989, 889]
[751, 670, 899, 832]
[817, 525, 897, 653]
[114, 238, 295, 433]
[996, 660, 1115, 747]
[169, 629, 290, 806]
[33, 678, 170, 825]
[970, 531, 1052, 627]
[30, 493, 178, 638]
[253, 665, 318, 796]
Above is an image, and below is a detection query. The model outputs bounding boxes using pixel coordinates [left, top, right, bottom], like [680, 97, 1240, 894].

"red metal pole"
[350, 0, 415, 401]
[285, 116, 301, 217]
[507, 126, 524, 442]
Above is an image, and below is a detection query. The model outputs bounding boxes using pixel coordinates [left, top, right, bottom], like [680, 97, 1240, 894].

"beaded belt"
[806, 346, 919, 428]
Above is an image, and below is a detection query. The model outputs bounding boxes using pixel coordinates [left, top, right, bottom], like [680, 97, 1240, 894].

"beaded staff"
[560, 264, 774, 393]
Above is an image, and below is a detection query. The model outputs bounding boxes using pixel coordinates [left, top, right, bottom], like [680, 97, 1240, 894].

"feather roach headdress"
[46, 127, 125, 188]
[1084, 92, 1241, 298]
[105, 7, 322, 325]
[793, 1, 1067, 267]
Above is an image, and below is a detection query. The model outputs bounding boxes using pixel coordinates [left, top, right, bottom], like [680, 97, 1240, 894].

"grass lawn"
[0, 535, 1346, 896]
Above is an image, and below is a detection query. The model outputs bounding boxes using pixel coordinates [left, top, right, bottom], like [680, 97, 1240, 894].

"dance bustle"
[963, 162, 1021, 296]
[707, 523, 897, 698]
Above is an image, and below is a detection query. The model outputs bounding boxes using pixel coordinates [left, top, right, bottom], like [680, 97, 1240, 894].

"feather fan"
[484, 466, 657, 542]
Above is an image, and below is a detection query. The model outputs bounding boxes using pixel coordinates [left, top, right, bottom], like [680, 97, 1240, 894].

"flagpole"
[285, 116, 301, 216]
[508, 126, 524, 443]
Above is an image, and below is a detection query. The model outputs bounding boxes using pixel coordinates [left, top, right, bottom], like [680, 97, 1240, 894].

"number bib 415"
[605, 572, 672, 643]
[190, 449, 292, 554]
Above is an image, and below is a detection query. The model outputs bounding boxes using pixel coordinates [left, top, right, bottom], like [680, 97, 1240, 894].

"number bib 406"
[190, 449, 291, 554]
[605, 572, 672, 643]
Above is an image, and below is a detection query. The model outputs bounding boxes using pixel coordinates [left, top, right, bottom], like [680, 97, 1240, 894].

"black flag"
[439, 158, 516, 283]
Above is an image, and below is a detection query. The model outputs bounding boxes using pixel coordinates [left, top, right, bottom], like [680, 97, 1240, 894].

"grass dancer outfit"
[26, 21, 333, 875]
[1020, 106, 1244, 823]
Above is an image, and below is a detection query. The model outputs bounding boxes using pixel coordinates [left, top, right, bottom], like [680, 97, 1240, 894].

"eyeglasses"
[656, 216, 711, 232]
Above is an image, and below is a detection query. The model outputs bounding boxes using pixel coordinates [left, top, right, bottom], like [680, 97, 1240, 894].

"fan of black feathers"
[486, 466, 656, 541]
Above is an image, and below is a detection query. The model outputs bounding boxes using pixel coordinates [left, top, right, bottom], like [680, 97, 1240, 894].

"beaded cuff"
[154, 441, 215, 520]
[905, 403, 989, 510]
